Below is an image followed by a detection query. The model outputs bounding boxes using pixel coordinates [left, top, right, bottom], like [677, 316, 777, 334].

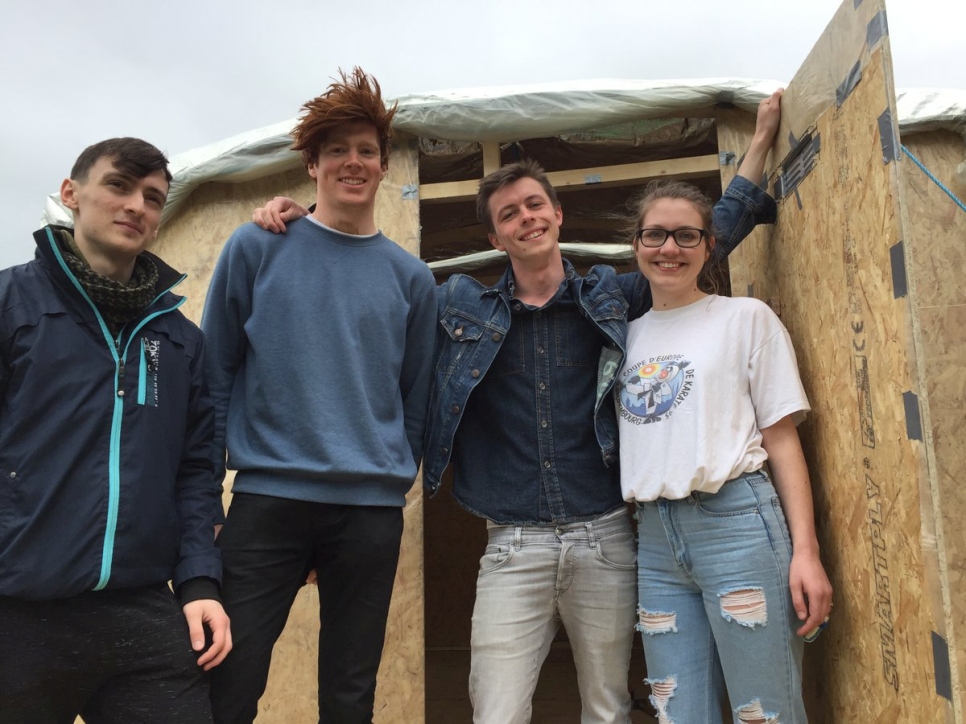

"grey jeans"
[469, 507, 637, 724]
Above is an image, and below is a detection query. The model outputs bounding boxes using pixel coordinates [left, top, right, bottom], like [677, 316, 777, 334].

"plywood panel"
[899, 129, 966, 720]
[735, 37, 950, 722]
[152, 136, 425, 723]
[772, 0, 890, 165]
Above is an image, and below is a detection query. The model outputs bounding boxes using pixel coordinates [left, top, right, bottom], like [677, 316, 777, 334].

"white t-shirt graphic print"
[617, 295, 809, 502]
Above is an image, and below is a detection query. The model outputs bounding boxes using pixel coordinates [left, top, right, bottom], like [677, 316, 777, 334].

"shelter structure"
[48, 0, 966, 720]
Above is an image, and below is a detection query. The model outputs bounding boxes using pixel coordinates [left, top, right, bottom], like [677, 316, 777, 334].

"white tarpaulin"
[42, 79, 966, 228]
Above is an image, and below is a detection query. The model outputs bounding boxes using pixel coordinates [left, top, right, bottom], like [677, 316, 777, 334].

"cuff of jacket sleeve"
[177, 577, 222, 605]
[724, 175, 778, 224]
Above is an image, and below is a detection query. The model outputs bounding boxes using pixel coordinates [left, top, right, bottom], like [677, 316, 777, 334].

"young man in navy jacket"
[0, 137, 230, 722]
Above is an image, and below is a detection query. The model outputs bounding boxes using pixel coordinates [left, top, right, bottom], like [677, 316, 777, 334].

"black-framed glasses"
[635, 227, 709, 248]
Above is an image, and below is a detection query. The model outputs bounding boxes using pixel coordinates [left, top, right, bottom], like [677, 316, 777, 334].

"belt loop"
[584, 519, 597, 547]
[514, 526, 522, 550]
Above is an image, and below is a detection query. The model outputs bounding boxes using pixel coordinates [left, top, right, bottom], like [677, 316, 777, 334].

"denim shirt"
[451, 263, 626, 523]
[422, 175, 777, 519]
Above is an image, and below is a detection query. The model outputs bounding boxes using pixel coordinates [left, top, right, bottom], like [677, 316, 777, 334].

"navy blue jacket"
[0, 227, 222, 600]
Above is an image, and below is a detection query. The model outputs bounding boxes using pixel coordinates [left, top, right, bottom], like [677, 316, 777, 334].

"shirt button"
[471, 369, 480, 378]
[492, 333, 501, 342]
[544, 460, 551, 469]
[541, 420, 548, 428]
[538, 346, 545, 354]
[538, 382, 546, 391]
[8, 471, 16, 479]
[117, 389, 125, 397]
[514, 303, 522, 311]
[451, 405, 460, 414]
[454, 327, 463, 337]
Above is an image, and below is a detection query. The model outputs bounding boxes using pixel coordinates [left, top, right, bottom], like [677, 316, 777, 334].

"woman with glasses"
[616, 181, 832, 723]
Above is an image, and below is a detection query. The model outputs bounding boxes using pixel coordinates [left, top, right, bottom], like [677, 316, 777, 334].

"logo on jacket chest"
[142, 338, 161, 407]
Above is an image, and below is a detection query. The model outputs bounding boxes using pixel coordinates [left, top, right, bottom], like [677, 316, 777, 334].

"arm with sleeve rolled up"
[759, 415, 833, 637]
[709, 88, 782, 257]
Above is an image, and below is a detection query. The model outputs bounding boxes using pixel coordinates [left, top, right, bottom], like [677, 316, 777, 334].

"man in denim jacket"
[253, 90, 782, 723]
[424, 92, 782, 723]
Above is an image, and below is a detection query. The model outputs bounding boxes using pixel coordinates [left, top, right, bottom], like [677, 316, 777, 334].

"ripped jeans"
[634, 470, 806, 724]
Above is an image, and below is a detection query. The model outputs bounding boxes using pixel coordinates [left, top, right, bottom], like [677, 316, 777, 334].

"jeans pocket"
[595, 531, 637, 571]
[478, 543, 514, 575]
[769, 497, 794, 557]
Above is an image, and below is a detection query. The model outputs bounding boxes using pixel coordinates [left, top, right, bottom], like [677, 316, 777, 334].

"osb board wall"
[899, 128, 966, 720]
[725, 48, 948, 722]
[151, 137, 426, 723]
[771, 0, 889, 168]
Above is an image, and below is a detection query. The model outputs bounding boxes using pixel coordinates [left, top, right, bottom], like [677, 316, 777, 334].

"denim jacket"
[422, 175, 777, 500]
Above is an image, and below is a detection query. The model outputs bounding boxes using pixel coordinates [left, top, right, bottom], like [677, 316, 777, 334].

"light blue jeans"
[635, 470, 806, 724]
[469, 508, 637, 724]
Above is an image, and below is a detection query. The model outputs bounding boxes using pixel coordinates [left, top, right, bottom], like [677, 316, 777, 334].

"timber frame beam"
[419, 153, 721, 204]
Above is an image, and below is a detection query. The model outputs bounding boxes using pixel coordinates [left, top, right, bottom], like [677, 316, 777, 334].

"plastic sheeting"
[42, 79, 966, 228]
[427, 242, 633, 275]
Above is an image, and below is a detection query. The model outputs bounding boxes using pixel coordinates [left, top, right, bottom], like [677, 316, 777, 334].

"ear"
[60, 178, 79, 211]
[555, 204, 563, 226]
[307, 162, 318, 180]
[488, 233, 504, 252]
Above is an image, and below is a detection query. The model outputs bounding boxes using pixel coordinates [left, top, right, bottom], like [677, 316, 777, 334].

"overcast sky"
[1, 0, 963, 269]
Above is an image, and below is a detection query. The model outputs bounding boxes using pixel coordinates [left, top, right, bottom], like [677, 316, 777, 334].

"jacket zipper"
[44, 228, 186, 590]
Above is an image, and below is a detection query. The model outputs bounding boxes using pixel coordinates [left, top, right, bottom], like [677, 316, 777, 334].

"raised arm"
[621, 89, 784, 317]
[735, 88, 782, 186]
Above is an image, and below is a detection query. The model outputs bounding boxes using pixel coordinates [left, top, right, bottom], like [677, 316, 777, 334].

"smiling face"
[60, 155, 169, 280]
[635, 197, 715, 310]
[308, 121, 385, 232]
[486, 177, 564, 266]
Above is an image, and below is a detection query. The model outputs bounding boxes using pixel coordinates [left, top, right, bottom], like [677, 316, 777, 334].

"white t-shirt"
[618, 295, 809, 502]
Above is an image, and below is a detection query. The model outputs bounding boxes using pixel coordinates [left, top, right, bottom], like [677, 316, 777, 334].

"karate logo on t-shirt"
[618, 355, 693, 424]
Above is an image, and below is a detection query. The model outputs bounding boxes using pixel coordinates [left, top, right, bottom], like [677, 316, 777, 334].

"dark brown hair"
[476, 159, 560, 233]
[291, 67, 397, 169]
[627, 180, 721, 293]
[70, 137, 172, 183]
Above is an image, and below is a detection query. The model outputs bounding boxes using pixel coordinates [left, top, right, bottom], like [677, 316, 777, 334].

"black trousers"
[0, 585, 212, 724]
[209, 493, 404, 724]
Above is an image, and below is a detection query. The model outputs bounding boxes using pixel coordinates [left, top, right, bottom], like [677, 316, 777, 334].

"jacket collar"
[34, 225, 186, 298]
[486, 258, 577, 299]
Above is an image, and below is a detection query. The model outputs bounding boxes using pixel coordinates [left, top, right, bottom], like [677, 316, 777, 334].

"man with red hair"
[203, 68, 437, 723]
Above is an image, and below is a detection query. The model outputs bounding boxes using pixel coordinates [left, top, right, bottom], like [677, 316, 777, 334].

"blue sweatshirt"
[202, 217, 437, 507]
